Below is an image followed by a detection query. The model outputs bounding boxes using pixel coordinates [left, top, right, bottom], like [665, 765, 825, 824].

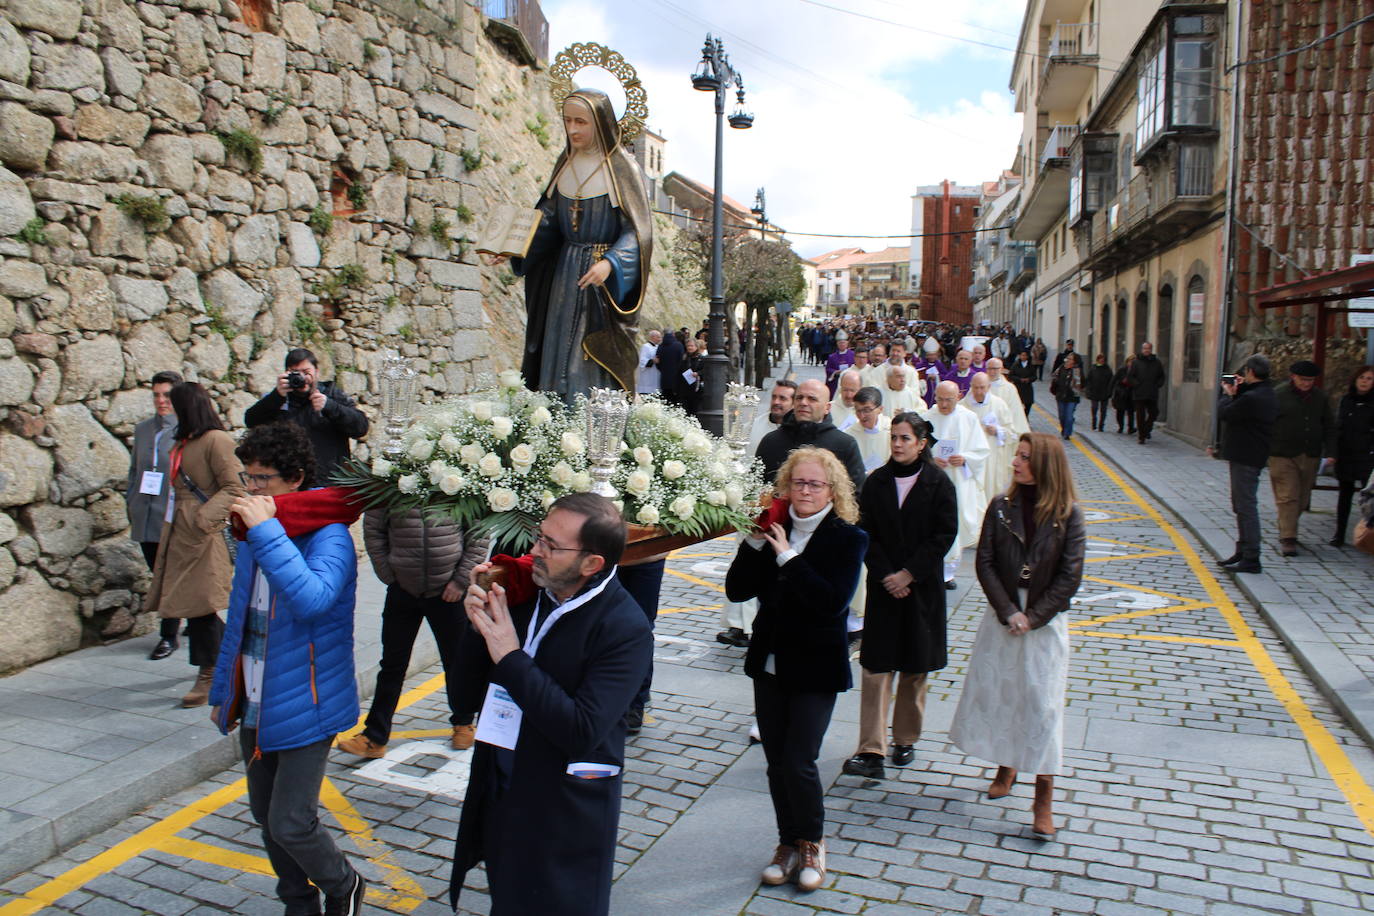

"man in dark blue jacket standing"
[452, 494, 652, 916]
[209, 423, 366, 916]
[1216, 354, 1280, 574]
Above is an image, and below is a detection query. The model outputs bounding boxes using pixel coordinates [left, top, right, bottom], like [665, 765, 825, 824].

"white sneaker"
[760, 844, 797, 885]
[795, 839, 826, 892]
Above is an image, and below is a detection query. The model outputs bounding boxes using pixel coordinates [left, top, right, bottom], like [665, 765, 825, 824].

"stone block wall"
[0, 0, 495, 672]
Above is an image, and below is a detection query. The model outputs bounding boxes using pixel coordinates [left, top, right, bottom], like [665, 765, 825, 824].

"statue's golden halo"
[548, 42, 649, 145]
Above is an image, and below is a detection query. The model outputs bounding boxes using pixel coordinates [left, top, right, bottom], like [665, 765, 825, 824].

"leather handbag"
[1355, 518, 1374, 556]
[179, 471, 239, 562]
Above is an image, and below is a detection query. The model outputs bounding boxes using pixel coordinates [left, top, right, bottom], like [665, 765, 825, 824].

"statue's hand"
[578, 259, 612, 290]
[484, 254, 509, 267]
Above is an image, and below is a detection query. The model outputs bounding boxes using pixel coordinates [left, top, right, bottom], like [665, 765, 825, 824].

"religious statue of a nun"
[512, 88, 654, 403]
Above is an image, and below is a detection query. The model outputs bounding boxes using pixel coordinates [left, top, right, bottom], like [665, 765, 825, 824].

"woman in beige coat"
[145, 382, 245, 707]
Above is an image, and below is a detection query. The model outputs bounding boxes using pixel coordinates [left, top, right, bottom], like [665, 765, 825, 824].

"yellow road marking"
[388, 728, 451, 739]
[3, 673, 451, 915]
[1068, 437, 1374, 835]
[1086, 549, 1178, 563]
[1081, 574, 1193, 604]
[0, 780, 249, 915]
[155, 836, 275, 875]
[1071, 600, 1215, 629]
[1085, 512, 1147, 524]
[658, 602, 723, 616]
[665, 568, 725, 593]
[1075, 631, 1244, 648]
[320, 780, 426, 912]
[667, 550, 733, 559]
[1087, 534, 1176, 549]
[342, 671, 448, 737]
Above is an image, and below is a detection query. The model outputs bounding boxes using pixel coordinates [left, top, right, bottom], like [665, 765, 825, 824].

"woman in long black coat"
[842, 413, 958, 781]
[1332, 365, 1374, 546]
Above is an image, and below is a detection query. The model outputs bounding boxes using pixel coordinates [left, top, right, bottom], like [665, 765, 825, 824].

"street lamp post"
[691, 34, 752, 435]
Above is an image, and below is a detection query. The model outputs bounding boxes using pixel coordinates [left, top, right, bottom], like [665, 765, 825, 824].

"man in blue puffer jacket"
[209, 423, 367, 916]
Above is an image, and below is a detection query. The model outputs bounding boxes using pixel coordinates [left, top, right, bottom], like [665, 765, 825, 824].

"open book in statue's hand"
[475, 203, 542, 259]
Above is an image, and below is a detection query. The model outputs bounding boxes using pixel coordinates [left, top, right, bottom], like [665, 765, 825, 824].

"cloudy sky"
[541, 0, 1026, 259]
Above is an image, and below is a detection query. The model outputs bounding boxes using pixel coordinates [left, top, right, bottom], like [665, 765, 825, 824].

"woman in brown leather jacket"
[948, 432, 1085, 840]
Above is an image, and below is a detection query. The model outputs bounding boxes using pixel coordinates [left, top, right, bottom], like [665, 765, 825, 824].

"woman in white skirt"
[949, 431, 1085, 839]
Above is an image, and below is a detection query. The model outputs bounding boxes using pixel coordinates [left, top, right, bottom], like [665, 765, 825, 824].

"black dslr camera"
[287, 371, 308, 390]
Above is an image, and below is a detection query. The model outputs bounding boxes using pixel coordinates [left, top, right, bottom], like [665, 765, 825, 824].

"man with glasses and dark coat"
[450, 494, 652, 916]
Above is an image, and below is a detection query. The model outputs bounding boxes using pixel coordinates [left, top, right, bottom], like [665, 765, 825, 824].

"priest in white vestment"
[984, 359, 1031, 438]
[881, 365, 923, 417]
[830, 369, 862, 432]
[961, 372, 1017, 505]
[846, 387, 892, 473]
[922, 381, 989, 583]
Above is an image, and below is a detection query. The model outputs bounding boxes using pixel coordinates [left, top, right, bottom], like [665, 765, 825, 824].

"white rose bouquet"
[337, 376, 765, 551]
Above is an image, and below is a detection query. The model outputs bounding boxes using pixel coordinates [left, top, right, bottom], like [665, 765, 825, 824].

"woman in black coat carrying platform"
[841, 413, 958, 781]
[726, 447, 867, 896]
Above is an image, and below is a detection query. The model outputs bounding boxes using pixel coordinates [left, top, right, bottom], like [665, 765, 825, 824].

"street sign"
[1351, 255, 1374, 327]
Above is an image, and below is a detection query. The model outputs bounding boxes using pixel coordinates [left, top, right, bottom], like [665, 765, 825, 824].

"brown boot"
[181, 666, 214, 708]
[1031, 775, 1056, 839]
[988, 766, 1017, 799]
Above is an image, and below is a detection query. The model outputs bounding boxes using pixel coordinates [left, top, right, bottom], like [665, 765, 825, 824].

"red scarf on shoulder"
[231, 486, 364, 540]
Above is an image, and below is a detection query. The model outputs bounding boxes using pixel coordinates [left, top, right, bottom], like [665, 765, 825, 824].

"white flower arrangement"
[337, 377, 765, 551]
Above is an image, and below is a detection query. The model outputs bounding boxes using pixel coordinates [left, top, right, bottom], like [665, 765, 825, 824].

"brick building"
[911, 181, 981, 325]
[1229, 0, 1374, 358]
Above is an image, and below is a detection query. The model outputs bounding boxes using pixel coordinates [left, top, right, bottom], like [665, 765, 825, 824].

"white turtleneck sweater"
[747, 503, 833, 566]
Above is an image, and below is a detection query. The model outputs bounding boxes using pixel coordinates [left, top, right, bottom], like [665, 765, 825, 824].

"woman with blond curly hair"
[726, 447, 868, 894]
[950, 431, 1085, 841]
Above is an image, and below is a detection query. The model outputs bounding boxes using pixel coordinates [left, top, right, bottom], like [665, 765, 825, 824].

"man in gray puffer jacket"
[338, 509, 489, 757]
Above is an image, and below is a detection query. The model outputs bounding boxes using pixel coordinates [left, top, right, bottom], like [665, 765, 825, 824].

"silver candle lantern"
[722, 383, 762, 473]
[585, 387, 630, 498]
[378, 351, 419, 460]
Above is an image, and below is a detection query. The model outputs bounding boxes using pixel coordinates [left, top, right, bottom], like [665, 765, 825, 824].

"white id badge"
[139, 470, 165, 495]
[475, 683, 522, 750]
[163, 490, 176, 523]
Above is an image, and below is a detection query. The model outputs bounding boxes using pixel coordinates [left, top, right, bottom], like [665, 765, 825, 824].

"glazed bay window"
[1135, 12, 1220, 155]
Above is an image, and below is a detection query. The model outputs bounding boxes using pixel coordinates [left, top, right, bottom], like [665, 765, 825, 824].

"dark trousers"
[1057, 399, 1077, 438]
[240, 729, 353, 915]
[185, 614, 223, 668]
[1229, 462, 1263, 561]
[363, 584, 471, 745]
[753, 674, 837, 845]
[1090, 398, 1109, 429]
[140, 542, 180, 642]
[617, 559, 665, 712]
[1018, 386, 1033, 415]
[1135, 398, 1159, 441]
[1115, 404, 1135, 433]
[1336, 473, 1371, 541]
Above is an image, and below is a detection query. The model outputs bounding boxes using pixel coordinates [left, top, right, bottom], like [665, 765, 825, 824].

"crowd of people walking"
[111, 324, 1373, 915]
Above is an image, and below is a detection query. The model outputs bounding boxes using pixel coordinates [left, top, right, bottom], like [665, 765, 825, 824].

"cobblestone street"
[4, 372, 1374, 916]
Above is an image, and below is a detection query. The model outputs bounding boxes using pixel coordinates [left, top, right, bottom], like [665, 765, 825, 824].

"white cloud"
[541, 0, 1024, 257]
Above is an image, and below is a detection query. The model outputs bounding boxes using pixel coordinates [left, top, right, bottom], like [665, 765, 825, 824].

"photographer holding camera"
[245, 348, 369, 482]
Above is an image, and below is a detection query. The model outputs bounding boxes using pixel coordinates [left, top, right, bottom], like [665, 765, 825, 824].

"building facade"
[850, 247, 919, 319]
[811, 247, 866, 313]
[911, 181, 981, 325]
[969, 173, 1028, 330]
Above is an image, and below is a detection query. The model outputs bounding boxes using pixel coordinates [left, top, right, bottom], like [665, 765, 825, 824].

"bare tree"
[671, 228, 806, 387]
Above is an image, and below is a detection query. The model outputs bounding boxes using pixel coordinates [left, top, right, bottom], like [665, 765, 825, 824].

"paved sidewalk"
[0, 563, 401, 881]
[1060, 393, 1374, 747]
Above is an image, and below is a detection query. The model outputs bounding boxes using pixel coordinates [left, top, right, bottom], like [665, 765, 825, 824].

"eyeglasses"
[854, 406, 880, 416]
[789, 478, 831, 493]
[239, 472, 282, 486]
[532, 532, 589, 555]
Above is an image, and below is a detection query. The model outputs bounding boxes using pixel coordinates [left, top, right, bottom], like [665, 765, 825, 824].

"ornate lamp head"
[378, 351, 419, 460]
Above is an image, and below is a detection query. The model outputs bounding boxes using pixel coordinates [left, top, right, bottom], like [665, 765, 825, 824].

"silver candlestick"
[722, 382, 762, 473]
[585, 387, 630, 498]
[378, 350, 419, 460]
